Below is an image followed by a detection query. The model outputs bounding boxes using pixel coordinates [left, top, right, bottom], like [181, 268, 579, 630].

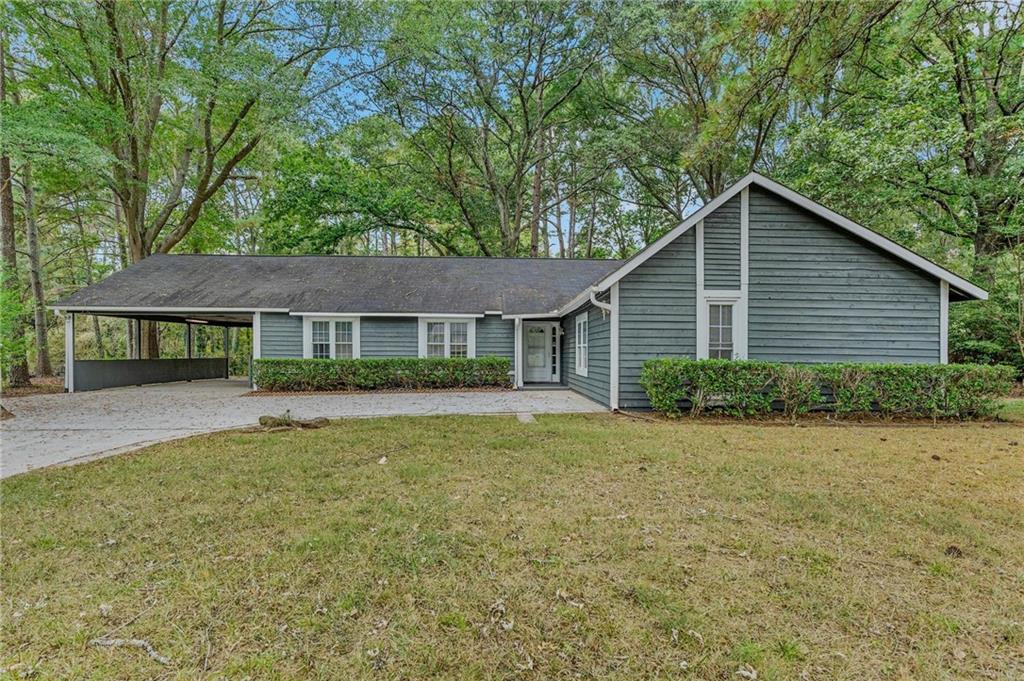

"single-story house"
[52, 173, 987, 408]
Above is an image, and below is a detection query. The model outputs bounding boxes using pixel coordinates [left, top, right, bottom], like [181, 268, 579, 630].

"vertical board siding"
[259, 313, 303, 358]
[748, 186, 940, 363]
[617, 228, 697, 409]
[562, 302, 610, 406]
[361, 318, 418, 357]
[703, 194, 741, 289]
[477, 315, 515, 359]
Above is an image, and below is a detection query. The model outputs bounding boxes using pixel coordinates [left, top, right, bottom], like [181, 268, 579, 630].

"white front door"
[524, 323, 559, 383]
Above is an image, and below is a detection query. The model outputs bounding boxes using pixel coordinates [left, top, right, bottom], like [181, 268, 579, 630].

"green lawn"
[998, 397, 1024, 423]
[2, 415, 1022, 679]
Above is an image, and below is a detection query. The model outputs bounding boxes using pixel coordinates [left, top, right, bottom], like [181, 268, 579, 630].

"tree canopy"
[1, 0, 1021, 383]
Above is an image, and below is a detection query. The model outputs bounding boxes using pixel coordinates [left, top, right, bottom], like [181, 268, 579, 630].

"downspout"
[588, 287, 611, 315]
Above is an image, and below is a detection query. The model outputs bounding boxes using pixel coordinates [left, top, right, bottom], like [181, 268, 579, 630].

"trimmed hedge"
[253, 356, 511, 391]
[639, 359, 1015, 420]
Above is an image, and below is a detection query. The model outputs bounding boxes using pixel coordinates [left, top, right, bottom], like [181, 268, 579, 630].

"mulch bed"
[616, 409, 1015, 427]
[245, 386, 513, 396]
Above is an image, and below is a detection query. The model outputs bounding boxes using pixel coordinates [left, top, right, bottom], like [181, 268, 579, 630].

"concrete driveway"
[0, 379, 603, 478]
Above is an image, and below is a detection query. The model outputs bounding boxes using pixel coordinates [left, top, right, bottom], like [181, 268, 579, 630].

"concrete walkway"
[0, 379, 603, 478]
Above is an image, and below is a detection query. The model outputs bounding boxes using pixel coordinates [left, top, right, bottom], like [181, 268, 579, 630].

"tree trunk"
[586, 194, 596, 259]
[0, 33, 30, 387]
[113, 196, 134, 358]
[73, 201, 105, 358]
[553, 182, 565, 258]
[21, 162, 52, 375]
[971, 214, 1003, 291]
[141, 320, 159, 359]
[529, 125, 545, 258]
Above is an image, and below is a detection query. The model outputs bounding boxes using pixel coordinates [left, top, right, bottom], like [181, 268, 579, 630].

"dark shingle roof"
[55, 254, 624, 316]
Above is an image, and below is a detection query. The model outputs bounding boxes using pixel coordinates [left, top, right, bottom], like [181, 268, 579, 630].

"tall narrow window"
[708, 304, 734, 359]
[311, 321, 331, 359]
[335, 321, 354, 359]
[426, 322, 446, 357]
[449, 322, 469, 358]
[575, 312, 588, 377]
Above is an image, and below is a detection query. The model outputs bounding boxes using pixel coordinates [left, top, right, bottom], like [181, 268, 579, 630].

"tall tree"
[18, 0, 356, 354]
[782, 0, 1023, 287]
[367, 0, 606, 255]
[0, 30, 29, 387]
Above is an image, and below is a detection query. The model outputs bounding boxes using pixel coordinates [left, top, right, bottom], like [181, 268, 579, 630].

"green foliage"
[638, 359, 780, 417]
[252, 357, 511, 392]
[0, 269, 28, 386]
[640, 359, 1015, 420]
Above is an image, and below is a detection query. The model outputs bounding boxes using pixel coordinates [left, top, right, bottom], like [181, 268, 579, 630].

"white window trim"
[574, 311, 589, 377]
[695, 198, 749, 360]
[302, 316, 360, 359]
[417, 318, 476, 358]
[940, 280, 949, 364]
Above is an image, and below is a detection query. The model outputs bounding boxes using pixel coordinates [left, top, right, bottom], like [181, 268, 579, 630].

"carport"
[53, 306, 254, 393]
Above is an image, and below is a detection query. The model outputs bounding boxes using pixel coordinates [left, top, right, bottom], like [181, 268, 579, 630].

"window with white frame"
[449, 322, 469, 357]
[419, 319, 475, 358]
[575, 312, 588, 376]
[311, 320, 331, 359]
[304, 317, 359, 359]
[708, 303, 733, 359]
[426, 321, 446, 357]
[335, 321, 354, 358]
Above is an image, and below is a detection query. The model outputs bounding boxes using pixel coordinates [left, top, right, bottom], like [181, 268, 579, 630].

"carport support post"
[134, 318, 142, 359]
[64, 312, 75, 393]
[223, 326, 230, 378]
[185, 323, 192, 382]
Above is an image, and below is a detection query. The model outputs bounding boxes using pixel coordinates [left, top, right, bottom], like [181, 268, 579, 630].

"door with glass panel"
[524, 322, 559, 383]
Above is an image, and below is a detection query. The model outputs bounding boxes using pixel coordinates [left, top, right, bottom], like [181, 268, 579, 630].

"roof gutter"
[589, 287, 611, 314]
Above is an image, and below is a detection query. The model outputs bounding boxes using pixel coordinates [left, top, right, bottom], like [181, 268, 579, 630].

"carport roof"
[53, 254, 624, 317]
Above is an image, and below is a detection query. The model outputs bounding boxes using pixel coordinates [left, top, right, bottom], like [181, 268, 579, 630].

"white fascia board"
[49, 306, 288, 313]
[501, 312, 561, 320]
[593, 175, 758, 292]
[292, 311, 487, 317]
[585, 171, 987, 301]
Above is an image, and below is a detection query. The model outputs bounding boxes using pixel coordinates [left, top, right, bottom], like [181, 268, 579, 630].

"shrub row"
[639, 359, 1015, 419]
[253, 356, 511, 391]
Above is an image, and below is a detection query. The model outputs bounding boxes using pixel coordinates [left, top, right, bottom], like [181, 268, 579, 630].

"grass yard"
[2, 415, 1022, 680]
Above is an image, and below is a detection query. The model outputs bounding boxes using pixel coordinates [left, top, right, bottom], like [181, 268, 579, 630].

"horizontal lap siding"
[562, 302, 610, 406]
[748, 187, 940, 363]
[703, 195, 741, 289]
[477, 315, 514, 359]
[361, 318, 418, 357]
[618, 230, 697, 409]
[260, 313, 302, 358]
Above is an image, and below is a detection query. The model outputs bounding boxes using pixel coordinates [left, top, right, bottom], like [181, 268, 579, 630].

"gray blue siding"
[703, 194, 741, 289]
[361, 318, 418, 357]
[562, 301, 610, 406]
[477, 315, 514, 359]
[259, 313, 302, 358]
[747, 187, 940, 363]
[617, 228, 698, 409]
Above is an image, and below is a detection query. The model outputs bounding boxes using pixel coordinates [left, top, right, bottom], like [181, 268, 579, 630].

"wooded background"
[1, 0, 1021, 386]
